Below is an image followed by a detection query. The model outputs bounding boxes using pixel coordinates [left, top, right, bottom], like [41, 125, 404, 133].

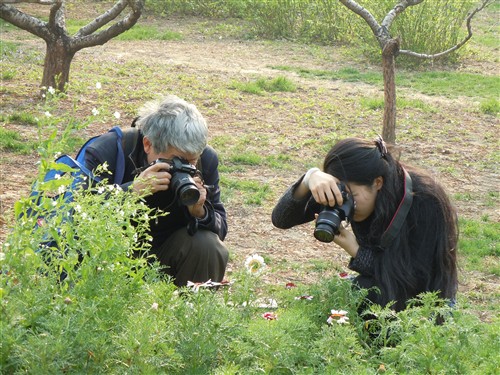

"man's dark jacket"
[83, 128, 227, 249]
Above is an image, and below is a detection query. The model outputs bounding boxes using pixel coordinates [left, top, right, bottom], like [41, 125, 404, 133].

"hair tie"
[375, 135, 387, 159]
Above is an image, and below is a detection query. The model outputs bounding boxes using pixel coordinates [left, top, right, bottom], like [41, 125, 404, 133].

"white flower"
[244, 254, 266, 275]
[44, 111, 52, 117]
[54, 173, 61, 179]
[97, 186, 105, 194]
[95, 82, 102, 89]
[327, 309, 349, 325]
[113, 111, 121, 119]
[92, 108, 99, 116]
[151, 302, 159, 311]
[48, 86, 56, 95]
[74, 204, 82, 213]
[57, 185, 66, 195]
[54, 152, 61, 159]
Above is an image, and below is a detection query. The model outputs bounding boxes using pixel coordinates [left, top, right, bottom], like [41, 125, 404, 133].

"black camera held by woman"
[155, 157, 200, 206]
[314, 183, 355, 243]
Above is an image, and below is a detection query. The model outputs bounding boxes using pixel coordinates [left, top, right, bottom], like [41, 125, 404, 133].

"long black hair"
[323, 138, 458, 310]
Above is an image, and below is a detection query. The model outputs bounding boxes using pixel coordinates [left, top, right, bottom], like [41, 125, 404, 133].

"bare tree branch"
[381, 0, 424, 30]
[47, 0, 64, 34]
[74, 0, 127, 38]
[0, 3, 51, 40]
[338, 0, 380, 39]
[0, 0, 55, 4]
[399, 0, 493, 59]
[69, 0, 144, 51]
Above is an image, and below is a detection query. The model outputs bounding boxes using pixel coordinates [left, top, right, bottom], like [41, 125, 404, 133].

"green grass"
[480, 98, 500, 115]
[274, 66, 500, 100]
[0, 127, 35, 154]
[65, 19, 183, 41]
[458, 218, 500, 275]
[231, 76, 297, 95]
[221, 176, 272, 205]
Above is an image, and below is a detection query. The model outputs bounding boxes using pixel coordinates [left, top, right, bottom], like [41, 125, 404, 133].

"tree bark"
[42, 37, 75, 92]
[382, 38, 399, 144]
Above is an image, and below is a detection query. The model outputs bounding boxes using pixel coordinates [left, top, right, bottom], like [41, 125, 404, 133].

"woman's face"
[347, 177, 383, 222]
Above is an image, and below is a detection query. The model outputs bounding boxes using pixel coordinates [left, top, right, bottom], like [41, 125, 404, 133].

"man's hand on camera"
[187, 175, 207, 218]
[133, 161, 172, 195]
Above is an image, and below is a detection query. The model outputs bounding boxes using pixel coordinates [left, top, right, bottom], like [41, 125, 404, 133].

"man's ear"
[374, 176, 384, 191]
[143, 136, 152, 154]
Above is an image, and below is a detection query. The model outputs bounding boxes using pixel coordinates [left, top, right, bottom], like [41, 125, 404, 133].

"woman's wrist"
[303, 167, 320, 189]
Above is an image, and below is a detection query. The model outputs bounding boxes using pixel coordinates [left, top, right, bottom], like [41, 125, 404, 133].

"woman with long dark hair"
[272, 137, 458, 311]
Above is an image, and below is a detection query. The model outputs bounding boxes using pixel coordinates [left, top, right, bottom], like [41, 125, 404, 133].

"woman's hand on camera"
[187, 175, 207, 218]
[307, 170, 343, 207]
[132, 162, 172, 195]
[333, 225, 359, 258]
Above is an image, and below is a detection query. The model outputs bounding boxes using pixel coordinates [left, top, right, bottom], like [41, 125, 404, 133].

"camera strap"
[380, 167, 413, 249]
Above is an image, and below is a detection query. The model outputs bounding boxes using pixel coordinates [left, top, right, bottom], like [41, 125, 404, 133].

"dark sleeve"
[196, 146, 228, 241]
[348, 246, 376, 276]
[271, 176, 320, 229]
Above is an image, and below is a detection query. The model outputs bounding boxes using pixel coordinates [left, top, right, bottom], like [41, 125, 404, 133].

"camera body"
[314, 183, 355, 243]
[155, 157, 200, 206]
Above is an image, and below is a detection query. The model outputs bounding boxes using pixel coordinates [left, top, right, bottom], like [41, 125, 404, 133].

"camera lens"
[314, 209, 341, 243]
[171, 174, 200, 206]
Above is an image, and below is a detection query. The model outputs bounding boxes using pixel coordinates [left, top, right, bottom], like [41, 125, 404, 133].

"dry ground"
[1, 10, 499, 321]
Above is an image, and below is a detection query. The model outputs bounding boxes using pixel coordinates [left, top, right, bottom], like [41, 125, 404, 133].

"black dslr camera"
[155, 157, 200, 206]
[314, 183, 355, 243]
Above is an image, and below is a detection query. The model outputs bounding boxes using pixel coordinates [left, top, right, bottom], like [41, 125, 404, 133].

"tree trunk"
[41, 37, 75, 93]
[382, 38, 399, 144]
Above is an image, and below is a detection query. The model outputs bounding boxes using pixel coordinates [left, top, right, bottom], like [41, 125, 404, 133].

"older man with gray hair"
[84, 95, 228, 286]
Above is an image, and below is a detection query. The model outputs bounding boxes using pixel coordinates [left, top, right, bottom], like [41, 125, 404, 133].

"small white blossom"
[45, 111, 52, 117]
[81, 212, 88, 220]
[57, 185, 66, 195]
[327, 309, 350, 325]
[95, 82, 102, 89]
[97, 186, 105, 194]
[54, 152, 61, 159]
[54, 174, 61, 179]
[113, 111, 121, 119]
[48, 86, 56, 95]
[151, 302, 159, 311]
[51, 200, 58, 207]
[92, 108, 99, 116]
[74, 204, 82, 213]
[244, 254, 266, 275]
[101, 162, 109, 172]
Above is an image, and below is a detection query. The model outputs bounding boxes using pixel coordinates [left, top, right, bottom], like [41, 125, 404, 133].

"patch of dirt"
[1, 14, 498, 321]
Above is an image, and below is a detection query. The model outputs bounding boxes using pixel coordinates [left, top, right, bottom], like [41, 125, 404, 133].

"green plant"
[231, 76, 296, 95]
[480, 98, 500, 115]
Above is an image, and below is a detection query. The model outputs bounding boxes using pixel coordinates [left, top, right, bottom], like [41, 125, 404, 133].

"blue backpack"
[22, 126, 134, 250]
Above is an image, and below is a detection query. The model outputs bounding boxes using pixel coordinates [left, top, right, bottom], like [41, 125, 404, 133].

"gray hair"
[136, 95, 208, 155]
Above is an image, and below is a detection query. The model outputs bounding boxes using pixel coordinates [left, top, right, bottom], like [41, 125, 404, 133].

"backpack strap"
[75, 126, 127, 185]
[380, 168, 413, 249]
[109, 126, 125, 184]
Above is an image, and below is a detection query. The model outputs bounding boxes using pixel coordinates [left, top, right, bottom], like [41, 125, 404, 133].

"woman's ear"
[374, 176, 384, 191]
